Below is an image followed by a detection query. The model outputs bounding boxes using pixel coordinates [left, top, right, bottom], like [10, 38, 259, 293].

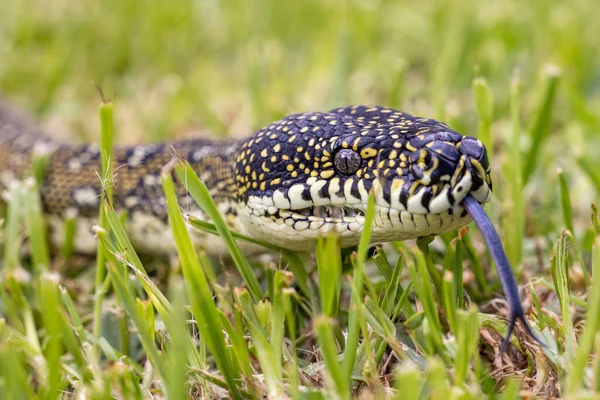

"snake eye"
[334, 149, 361, 175]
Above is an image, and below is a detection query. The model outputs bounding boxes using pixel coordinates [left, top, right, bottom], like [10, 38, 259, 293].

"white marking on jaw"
[239, 196, 475, 251]
[246, 202, 268, 216]
[288, 184, 312, 209]
[279, 210, 291, 218]
[388, 179, 407, 212]
[261, 196, 275, 207]
[450, 170, 472, 203]
[405, 188, 428, 214]
[372, 179, 389, 207]
[357, 180, 369, 202]
[471, 183, 492, 203]
[343, 179, 361, 205]
[273, 190, 290, 209]
[428, 184, 453, 214]
[309, 180, 328, 205]
[247, 195, 273, 208]
[328, 177, 345, 204]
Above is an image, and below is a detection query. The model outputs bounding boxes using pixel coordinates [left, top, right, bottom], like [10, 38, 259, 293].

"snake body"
[1, 99, 542, 348]
[0, 101, 492, 254]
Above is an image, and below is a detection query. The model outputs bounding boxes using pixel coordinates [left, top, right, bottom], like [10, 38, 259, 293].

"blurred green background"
[0, 0, 598, 241]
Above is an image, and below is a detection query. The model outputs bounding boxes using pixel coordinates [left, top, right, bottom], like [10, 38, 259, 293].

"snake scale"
[0, 99, 538, 348]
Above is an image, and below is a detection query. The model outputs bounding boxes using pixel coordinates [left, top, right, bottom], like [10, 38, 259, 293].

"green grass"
[1, 0, 600, 397]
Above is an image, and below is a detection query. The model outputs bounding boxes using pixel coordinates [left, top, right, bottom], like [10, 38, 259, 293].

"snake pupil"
[334, 149, 361, 175]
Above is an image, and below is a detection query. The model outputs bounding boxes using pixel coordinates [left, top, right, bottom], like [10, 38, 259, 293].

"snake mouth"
[246, 163, 491, 225]
[242, 200, 473, 251]
[264, 205, 366, 222]
[308, 205, 364, 219]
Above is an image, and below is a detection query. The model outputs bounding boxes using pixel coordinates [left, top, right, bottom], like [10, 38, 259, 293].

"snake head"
[233, 105, 492, 250]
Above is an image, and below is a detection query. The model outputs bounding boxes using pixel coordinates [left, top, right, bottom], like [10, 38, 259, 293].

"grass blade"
[567, 237, 600, 393]
[551, 233, 575, 362]
[315, 315, 348, 399]
[161, 161, 243, 400]
[342, 189, 376, 382]
[164, 279, 192, 400]
[522, 64, 561, 183]
[316, 235, 342, 317]
[502, 73, 525, 267]
[174, 159, 262, 301]
[472, 76, 494, 153]
[106, 260, 168, 387]
[93, 97, 115, 361]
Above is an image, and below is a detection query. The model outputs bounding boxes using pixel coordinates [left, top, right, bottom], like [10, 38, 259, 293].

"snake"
[0, 99, 539, 348]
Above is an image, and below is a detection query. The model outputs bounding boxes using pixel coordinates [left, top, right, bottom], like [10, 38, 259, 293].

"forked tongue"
[462, 194, 544, 352]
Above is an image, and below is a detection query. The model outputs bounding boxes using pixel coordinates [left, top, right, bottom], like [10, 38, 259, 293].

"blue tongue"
[461, 194, 544, 352]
